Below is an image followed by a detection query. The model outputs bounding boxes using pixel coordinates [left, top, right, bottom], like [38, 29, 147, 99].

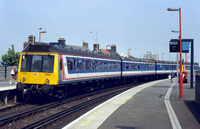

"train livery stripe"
[122, 72, 155, 75]
[62, 73, 121, 81]
[62, 70, 162, 81]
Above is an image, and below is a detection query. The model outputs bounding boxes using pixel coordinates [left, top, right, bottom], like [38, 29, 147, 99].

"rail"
[20, 90, 124, 129]
[0, 82, 135, 128]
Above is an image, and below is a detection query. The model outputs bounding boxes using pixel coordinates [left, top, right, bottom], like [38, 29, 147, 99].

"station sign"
[169, 39, 189, 53]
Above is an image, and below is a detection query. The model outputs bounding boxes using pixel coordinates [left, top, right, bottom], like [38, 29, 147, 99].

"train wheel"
[54, 88, 67, 99]
[23, 89, 31, 102]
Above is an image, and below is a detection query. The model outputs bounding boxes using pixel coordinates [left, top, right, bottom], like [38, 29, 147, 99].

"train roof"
[22, 44, 121, 61]
[121, 56, 177, 64]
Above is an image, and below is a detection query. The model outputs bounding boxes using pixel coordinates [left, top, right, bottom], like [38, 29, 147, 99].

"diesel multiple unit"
[16, 44, 199, 99]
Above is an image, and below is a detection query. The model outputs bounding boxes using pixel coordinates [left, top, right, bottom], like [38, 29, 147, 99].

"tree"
[1, 45, 20, 66]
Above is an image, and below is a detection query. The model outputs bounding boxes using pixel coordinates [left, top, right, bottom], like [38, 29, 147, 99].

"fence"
[0, 66, 14, 81]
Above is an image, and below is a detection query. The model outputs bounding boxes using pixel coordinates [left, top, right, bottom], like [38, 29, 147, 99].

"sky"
[0, 0, 200, 63]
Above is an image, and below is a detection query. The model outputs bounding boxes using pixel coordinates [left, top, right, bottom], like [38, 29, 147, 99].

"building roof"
[66, 45, 91, 52]
[99, 49, 120, 57]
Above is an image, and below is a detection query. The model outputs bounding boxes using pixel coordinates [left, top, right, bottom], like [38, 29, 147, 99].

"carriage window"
[92, 60, 98, 70]
[138, 64, 141, 69]
[123, 63, 125, 70]
[21, 55, 32, 72]
[73, 59, 77, 70]
[77, 58, 82, 70]
[104, 61, 108, 70]
[131, 64, 134, 70]
[82, 60, 85, 70]
[43, 55, 54, 73]
[108, 62, 112, 70]
[117, 62, 121, 70]
[21, 55, 54, 73]
[113, 62, 116, 70]
[67, 58, 73, 70]
[85, 60, 90, 70]
[129, 64, 131, 70]
[125, 63, 129, 70]
[31, 55, 42, 72]
[152, 65, 155, 69]
[90, 61, 92, 70]
[99, 61, 103, 70]
[92, 60, 95, 70]
[134, 64, 137, 69]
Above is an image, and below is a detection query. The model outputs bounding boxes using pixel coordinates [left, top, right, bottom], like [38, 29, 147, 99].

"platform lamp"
[128, 49, 131, 57]
[168, 8, 183, 98]
[162, 53, 165, 61]
[106, 45, 111, 55]
[39, 28, 47, 45]
[89, 31, 98, 44]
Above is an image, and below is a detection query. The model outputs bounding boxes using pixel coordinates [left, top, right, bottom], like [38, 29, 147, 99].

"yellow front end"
[18, 52, 59, 85]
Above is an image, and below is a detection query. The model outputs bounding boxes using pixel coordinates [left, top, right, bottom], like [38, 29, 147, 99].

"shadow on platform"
[152, 86, 170, 89]
[184, 100, 200, 124]
[116, 126, 136, 129]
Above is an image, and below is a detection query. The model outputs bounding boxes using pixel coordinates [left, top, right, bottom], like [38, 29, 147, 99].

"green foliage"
[1, 45, 20, 66]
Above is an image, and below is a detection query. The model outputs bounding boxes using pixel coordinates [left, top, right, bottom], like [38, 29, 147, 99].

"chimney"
[111, 44, 116, 52]
[28, 35, 35, 44]
[58, 38, 66, 43]
[83, 41, 88, 48]
[93, 44, 99, 50]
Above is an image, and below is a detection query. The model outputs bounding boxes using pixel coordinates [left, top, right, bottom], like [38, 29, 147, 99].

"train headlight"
[23, 77, 26, 82]
[46, 78, 49, 84]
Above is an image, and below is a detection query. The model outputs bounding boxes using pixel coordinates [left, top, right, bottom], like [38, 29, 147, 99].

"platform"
[0, 80, 16, 91]
[63, 79, 200, 129]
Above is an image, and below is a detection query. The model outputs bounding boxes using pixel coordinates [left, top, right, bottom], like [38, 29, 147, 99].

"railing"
[0, 66, 14, 80]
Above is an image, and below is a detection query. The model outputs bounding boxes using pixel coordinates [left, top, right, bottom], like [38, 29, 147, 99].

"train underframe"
[16, 74, 168, 102]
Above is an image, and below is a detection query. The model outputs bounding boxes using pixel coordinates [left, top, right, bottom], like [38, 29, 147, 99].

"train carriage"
[16, 44, 198, 100]
[121, 57, 157, 82]
[17, 44, 122, 98]
[122, 57, 155, 75]
[155, 61, 177, 75]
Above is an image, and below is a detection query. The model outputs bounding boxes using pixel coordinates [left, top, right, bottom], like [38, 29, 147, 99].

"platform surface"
[63, 79, 200, 129]
[0, 80, 16, 91]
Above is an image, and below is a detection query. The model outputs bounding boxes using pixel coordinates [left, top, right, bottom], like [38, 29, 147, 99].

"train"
[16, 44, 199, 100]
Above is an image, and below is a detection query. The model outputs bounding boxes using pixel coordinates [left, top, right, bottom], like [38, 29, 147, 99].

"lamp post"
[128, 49, 131, 57]
[39, 28, 47, 45]
[162, 53, 165, 61]
[146, 52, 148, 59]
[168, 7, 183, 98]
[89, 31, 98, 44]
[33, 32, 35, 45]
[106, 45, 111, 55]
[162, 44, 170, 61]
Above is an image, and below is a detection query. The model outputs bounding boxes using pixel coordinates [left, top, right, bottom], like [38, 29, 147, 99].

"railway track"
[21, 90, 124, 129]
[0, 83, 136, 128]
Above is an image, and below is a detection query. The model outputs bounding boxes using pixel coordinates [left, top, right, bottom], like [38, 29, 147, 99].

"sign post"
[169, 39, 194, 88]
